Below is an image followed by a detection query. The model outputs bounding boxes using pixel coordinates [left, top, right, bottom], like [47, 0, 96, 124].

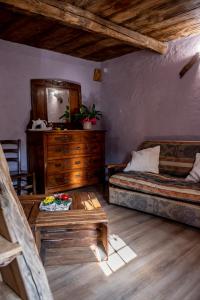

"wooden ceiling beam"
[0, 0, 168, 54]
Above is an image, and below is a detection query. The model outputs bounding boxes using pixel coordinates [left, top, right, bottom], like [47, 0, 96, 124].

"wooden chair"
[0, 139, 36, 195]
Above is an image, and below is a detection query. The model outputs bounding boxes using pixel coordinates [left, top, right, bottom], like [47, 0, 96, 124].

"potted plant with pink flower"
[74, 104, 102, 130]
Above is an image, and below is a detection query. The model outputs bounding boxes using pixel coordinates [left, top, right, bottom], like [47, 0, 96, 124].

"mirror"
[30, 79, 81, 127]
[46, 87, 70, 123]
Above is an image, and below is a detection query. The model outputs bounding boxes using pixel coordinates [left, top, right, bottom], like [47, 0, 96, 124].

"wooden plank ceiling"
[0, 0, 200, 61]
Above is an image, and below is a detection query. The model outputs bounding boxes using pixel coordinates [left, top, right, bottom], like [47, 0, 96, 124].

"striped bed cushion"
[109, 172, 200, 204]
[139, 141, 200, 177]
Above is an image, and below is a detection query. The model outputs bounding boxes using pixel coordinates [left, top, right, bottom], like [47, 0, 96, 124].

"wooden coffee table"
[19, 192, 108, 265]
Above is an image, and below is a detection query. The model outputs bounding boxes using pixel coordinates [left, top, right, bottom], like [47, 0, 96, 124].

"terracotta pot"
[83, 121, 92, 130]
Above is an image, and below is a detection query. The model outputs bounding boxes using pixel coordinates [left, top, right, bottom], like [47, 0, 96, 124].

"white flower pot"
[83, 121, 92, 130]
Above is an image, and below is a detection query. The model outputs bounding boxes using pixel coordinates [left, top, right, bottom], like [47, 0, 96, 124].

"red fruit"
[61, 194, 69, 201]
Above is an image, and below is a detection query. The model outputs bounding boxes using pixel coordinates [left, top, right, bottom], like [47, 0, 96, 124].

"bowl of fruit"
[40, 193, 72, 211]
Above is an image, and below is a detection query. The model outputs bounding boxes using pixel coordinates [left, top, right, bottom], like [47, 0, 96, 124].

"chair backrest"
[140, 140, 200, 177]
[0, 139, 21, 174]
[0, 140, 36, 195]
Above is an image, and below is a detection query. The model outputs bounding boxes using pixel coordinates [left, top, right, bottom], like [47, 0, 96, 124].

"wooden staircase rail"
[0, 281, 21, 300]
[0, 145, 53, 300]
[0, 235, 22, 267]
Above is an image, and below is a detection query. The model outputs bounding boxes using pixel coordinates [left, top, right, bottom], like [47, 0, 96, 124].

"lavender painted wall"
[1, 34, 200, 169]
[101, 34, 200, 163]
[0, 39, 101, 169]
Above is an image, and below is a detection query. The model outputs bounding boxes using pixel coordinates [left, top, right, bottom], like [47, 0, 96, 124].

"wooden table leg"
[34, 227, 41, 255]
[34, 226, 46, 264]
[101, 222, 108, 260]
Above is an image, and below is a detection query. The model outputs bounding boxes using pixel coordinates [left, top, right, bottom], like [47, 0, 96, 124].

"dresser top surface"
[27, 129, 106, 134]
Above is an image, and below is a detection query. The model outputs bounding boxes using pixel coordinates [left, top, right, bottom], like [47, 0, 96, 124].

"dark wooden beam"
[0, 0, 168, 54]
[179, 53, 200, 78]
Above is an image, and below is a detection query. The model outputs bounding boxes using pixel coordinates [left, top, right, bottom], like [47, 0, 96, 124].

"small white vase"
[83, 121, 92, 130]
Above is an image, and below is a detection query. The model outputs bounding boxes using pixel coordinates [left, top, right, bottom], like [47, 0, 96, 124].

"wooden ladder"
[0, 235, 22, 299]
[0, 145, 53, 300]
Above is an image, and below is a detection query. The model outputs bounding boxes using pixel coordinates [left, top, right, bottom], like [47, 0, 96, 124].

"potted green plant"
[59, 105, 70, 123]
[74, 104, 102, 130]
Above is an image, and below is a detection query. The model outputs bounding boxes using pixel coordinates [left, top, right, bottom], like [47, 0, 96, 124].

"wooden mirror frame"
[29, 79, 82, 128]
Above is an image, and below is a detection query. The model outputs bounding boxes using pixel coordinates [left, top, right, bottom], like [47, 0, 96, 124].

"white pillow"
[124, 146, 160, 174]
[185, 153, 200, 183]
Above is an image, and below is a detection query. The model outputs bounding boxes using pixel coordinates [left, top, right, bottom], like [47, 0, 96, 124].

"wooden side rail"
[106, 163, 127, 178]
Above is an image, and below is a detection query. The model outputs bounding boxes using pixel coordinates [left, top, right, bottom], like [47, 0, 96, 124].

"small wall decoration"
[93, 68, 102, 82]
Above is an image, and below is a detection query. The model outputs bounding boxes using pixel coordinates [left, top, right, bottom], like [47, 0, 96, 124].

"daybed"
[108, 140, 200, 228]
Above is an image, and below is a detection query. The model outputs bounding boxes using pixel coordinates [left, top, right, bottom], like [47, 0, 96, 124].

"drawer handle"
[75, 174, 81, 177]
[74, 146, 81, 150]
[75, 161, 81, 165]
[63, 137, 71, 142]
[55, 163, 61, 167]
[91, 159, 98, 163]
[55, 137, 71, 142]
[88, 145, 96, 150]
[64, 149, 70, 153]
[55, 177, 63, 183]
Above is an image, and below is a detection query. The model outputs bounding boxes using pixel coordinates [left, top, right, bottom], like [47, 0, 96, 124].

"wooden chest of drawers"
[27, 130, 105, 193]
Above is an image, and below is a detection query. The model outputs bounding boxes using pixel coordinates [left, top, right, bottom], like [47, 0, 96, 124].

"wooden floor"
[46, 188, 200, 300]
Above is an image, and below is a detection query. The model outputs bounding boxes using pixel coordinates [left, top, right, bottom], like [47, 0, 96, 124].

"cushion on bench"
[109, 172, 200, 204]
[140, 141, 200, 177]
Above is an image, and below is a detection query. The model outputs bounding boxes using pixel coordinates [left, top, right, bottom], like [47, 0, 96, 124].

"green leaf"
[72, 103, 102, 122]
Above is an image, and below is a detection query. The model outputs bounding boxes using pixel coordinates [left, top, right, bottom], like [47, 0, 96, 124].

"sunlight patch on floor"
[81, 197, 101, 210]
[99, 234, 137, 276]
